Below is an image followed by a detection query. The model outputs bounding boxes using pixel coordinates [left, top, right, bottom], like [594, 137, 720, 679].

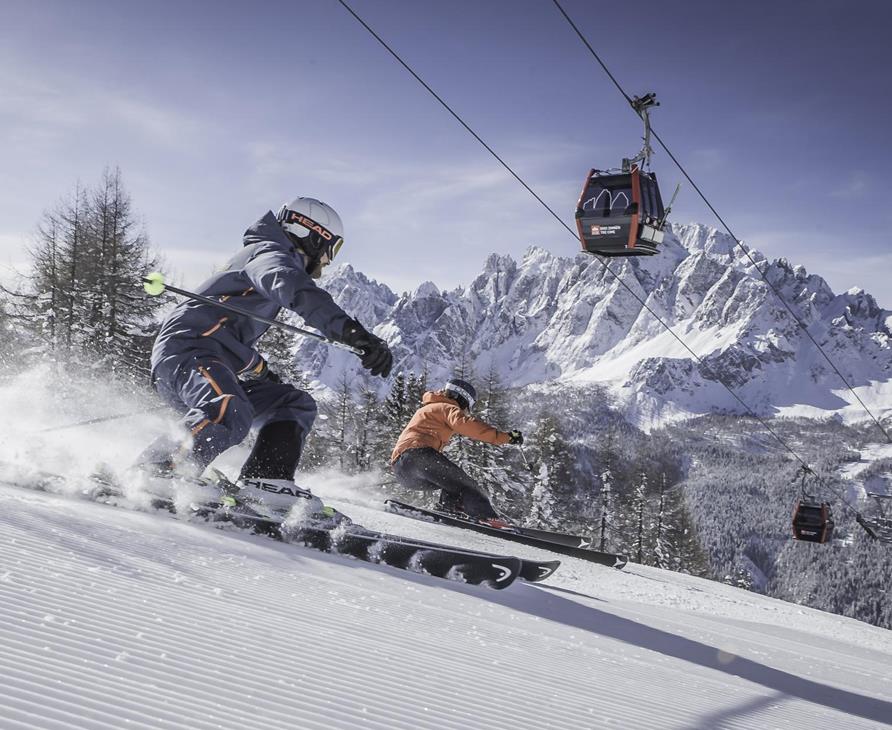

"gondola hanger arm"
[623, 93, 659, 171]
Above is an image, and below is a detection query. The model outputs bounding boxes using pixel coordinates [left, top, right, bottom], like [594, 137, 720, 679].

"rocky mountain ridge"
[287, 223, 892, 429]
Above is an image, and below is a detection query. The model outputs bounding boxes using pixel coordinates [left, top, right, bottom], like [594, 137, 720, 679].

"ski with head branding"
[0, 466, 560, 589]
[385, 499, 629, 570]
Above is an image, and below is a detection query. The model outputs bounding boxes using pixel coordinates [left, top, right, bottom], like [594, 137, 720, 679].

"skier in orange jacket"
[391, 378, 523, 525]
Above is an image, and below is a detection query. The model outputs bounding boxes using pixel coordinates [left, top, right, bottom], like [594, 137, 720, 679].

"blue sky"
[2, 0, 890, 305]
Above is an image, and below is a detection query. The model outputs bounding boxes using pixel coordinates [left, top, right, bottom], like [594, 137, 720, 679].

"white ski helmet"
[276, 197, 344, 278]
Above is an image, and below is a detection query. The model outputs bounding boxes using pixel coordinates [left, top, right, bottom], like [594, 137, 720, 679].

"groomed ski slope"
[1, 476, 890, 730]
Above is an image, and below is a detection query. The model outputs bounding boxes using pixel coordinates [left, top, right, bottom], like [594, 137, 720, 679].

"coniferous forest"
[2, 173, 890, 630]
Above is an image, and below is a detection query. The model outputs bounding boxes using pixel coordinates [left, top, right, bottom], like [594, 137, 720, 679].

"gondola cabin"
[575, 166, 666, 257]
[792, 499, 835, 543]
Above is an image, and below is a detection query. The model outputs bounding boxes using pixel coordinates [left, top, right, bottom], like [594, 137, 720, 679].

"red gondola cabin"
[575, 166, 666, 257]
[792, 499, 835, 544]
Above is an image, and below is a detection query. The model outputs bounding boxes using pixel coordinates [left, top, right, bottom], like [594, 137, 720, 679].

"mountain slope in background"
[297, 223, 891, 429]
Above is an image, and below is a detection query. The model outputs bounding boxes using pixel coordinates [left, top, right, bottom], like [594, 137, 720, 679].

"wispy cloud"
[0, 67, 206, 153]
[828, 171, 869, 199]
[241, 134, 580, 289]
[688, 147, 726, 172]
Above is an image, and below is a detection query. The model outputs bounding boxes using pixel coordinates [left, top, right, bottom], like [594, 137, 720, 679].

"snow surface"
[1, 473, 891, 730]
[840, 443, 892, 481]
[1, 332, 890, 727]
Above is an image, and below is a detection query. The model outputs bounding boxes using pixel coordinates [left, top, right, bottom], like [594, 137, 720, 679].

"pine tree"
[462, 361, 519, 504]
[61, 181, 87, 353]
[90, 168, 164, 379]
[352, 377, 384, 472]
[632, 471, 649, 564]
[405, 369, 428, 408]
[331, 370, 354, 472]
[596, 428, 620, 551]
[654, 473, 674, 569]
[7, 169, 165, 378]
[257, 312, 310, 389]
[599, 465, 615, 552]
[381, 372, 410, 446]
[526, 414, 570, 527]
[0, 292, 24, 371]
[297, 403, 333, 473]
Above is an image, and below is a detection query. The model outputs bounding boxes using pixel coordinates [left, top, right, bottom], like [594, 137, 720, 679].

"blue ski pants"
[146, 350, 317, 470]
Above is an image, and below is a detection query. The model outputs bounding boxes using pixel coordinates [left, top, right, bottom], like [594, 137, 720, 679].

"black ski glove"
[341, 319, 393, 378]
[507, 429, 524, 445]
[240, 357, 281, 384]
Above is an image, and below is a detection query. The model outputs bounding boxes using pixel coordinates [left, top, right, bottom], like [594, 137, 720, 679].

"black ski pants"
[391, 447, 498, 519]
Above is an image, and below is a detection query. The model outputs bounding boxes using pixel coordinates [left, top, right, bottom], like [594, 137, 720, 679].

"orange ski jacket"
[390, 391, 511, 463]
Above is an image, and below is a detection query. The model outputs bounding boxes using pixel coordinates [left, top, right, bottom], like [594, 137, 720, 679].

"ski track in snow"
[1, 481, 891, 730]
[840, 442, 892, 481]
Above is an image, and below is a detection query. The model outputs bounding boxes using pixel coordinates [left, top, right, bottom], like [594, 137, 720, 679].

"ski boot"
[476, 515, 516, 530]
[232, 477, 351, 529]
[436, 491, 516, 531]
[124, 457, 221, 510]
[435, 492, 466, 516]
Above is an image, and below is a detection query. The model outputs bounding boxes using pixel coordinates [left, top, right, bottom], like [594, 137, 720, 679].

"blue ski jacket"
[151, 211, 351, 377]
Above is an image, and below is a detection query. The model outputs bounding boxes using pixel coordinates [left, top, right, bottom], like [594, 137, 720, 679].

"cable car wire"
[334, 0, 569, 235]
[333, 0, 877, 529]
[335, 0, 807, 463]
[551, 0, 891, 446]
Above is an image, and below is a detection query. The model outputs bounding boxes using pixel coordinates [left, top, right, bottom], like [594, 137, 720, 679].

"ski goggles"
[281, 210, 344, 263]
[318, 235, 344, 267]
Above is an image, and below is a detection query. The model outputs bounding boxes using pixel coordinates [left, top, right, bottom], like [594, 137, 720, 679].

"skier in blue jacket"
[138, 197, 392, 514]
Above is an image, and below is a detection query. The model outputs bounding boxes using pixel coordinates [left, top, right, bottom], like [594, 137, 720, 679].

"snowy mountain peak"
[306, 223, 891, 427]
[414, 280, 440, 298]
[321, 263, 397, 328]
[672, 222, 740, 258]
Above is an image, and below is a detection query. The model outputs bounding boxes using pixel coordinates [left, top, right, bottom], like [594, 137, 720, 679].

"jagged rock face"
[288, 224, 892, 427]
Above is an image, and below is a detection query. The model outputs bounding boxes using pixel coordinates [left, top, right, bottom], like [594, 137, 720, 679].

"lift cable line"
[334, 0, 569, 236]
[552, 0, 891, 446]
[334, 0, 806, 464]
[333, 0, 879, 534]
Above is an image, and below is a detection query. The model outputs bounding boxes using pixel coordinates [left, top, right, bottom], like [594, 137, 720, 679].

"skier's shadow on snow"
[494, 583, 892, 726]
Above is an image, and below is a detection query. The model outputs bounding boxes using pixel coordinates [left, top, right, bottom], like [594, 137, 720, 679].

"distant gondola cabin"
[792, 500, 835, 544]
[575, 166, 666, 257]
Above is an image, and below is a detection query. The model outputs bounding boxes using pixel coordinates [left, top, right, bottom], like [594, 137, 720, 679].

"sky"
[1, 0, 890, 306]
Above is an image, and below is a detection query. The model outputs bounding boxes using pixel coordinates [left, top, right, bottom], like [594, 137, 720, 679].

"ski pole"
[517, 444, 534, 474]
[39, 405, 168, 433]
[142, 272, 363, 356]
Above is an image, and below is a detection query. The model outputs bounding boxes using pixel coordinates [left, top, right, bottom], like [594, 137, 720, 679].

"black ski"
[386, 499, 629, 570]
[217, 509, 523, 588]
[0, 468, 532, 589]
[128, 476, 558, 583]
[339, 523, 560, 583]
[511, 525, 597, 549]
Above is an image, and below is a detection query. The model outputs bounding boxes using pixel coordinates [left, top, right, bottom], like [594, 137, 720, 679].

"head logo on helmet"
[283, 211, 335, 241]
[276, 197, 345, 278]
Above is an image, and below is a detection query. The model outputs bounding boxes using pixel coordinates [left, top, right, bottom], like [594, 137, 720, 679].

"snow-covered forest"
[2, 172, 891, 631]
